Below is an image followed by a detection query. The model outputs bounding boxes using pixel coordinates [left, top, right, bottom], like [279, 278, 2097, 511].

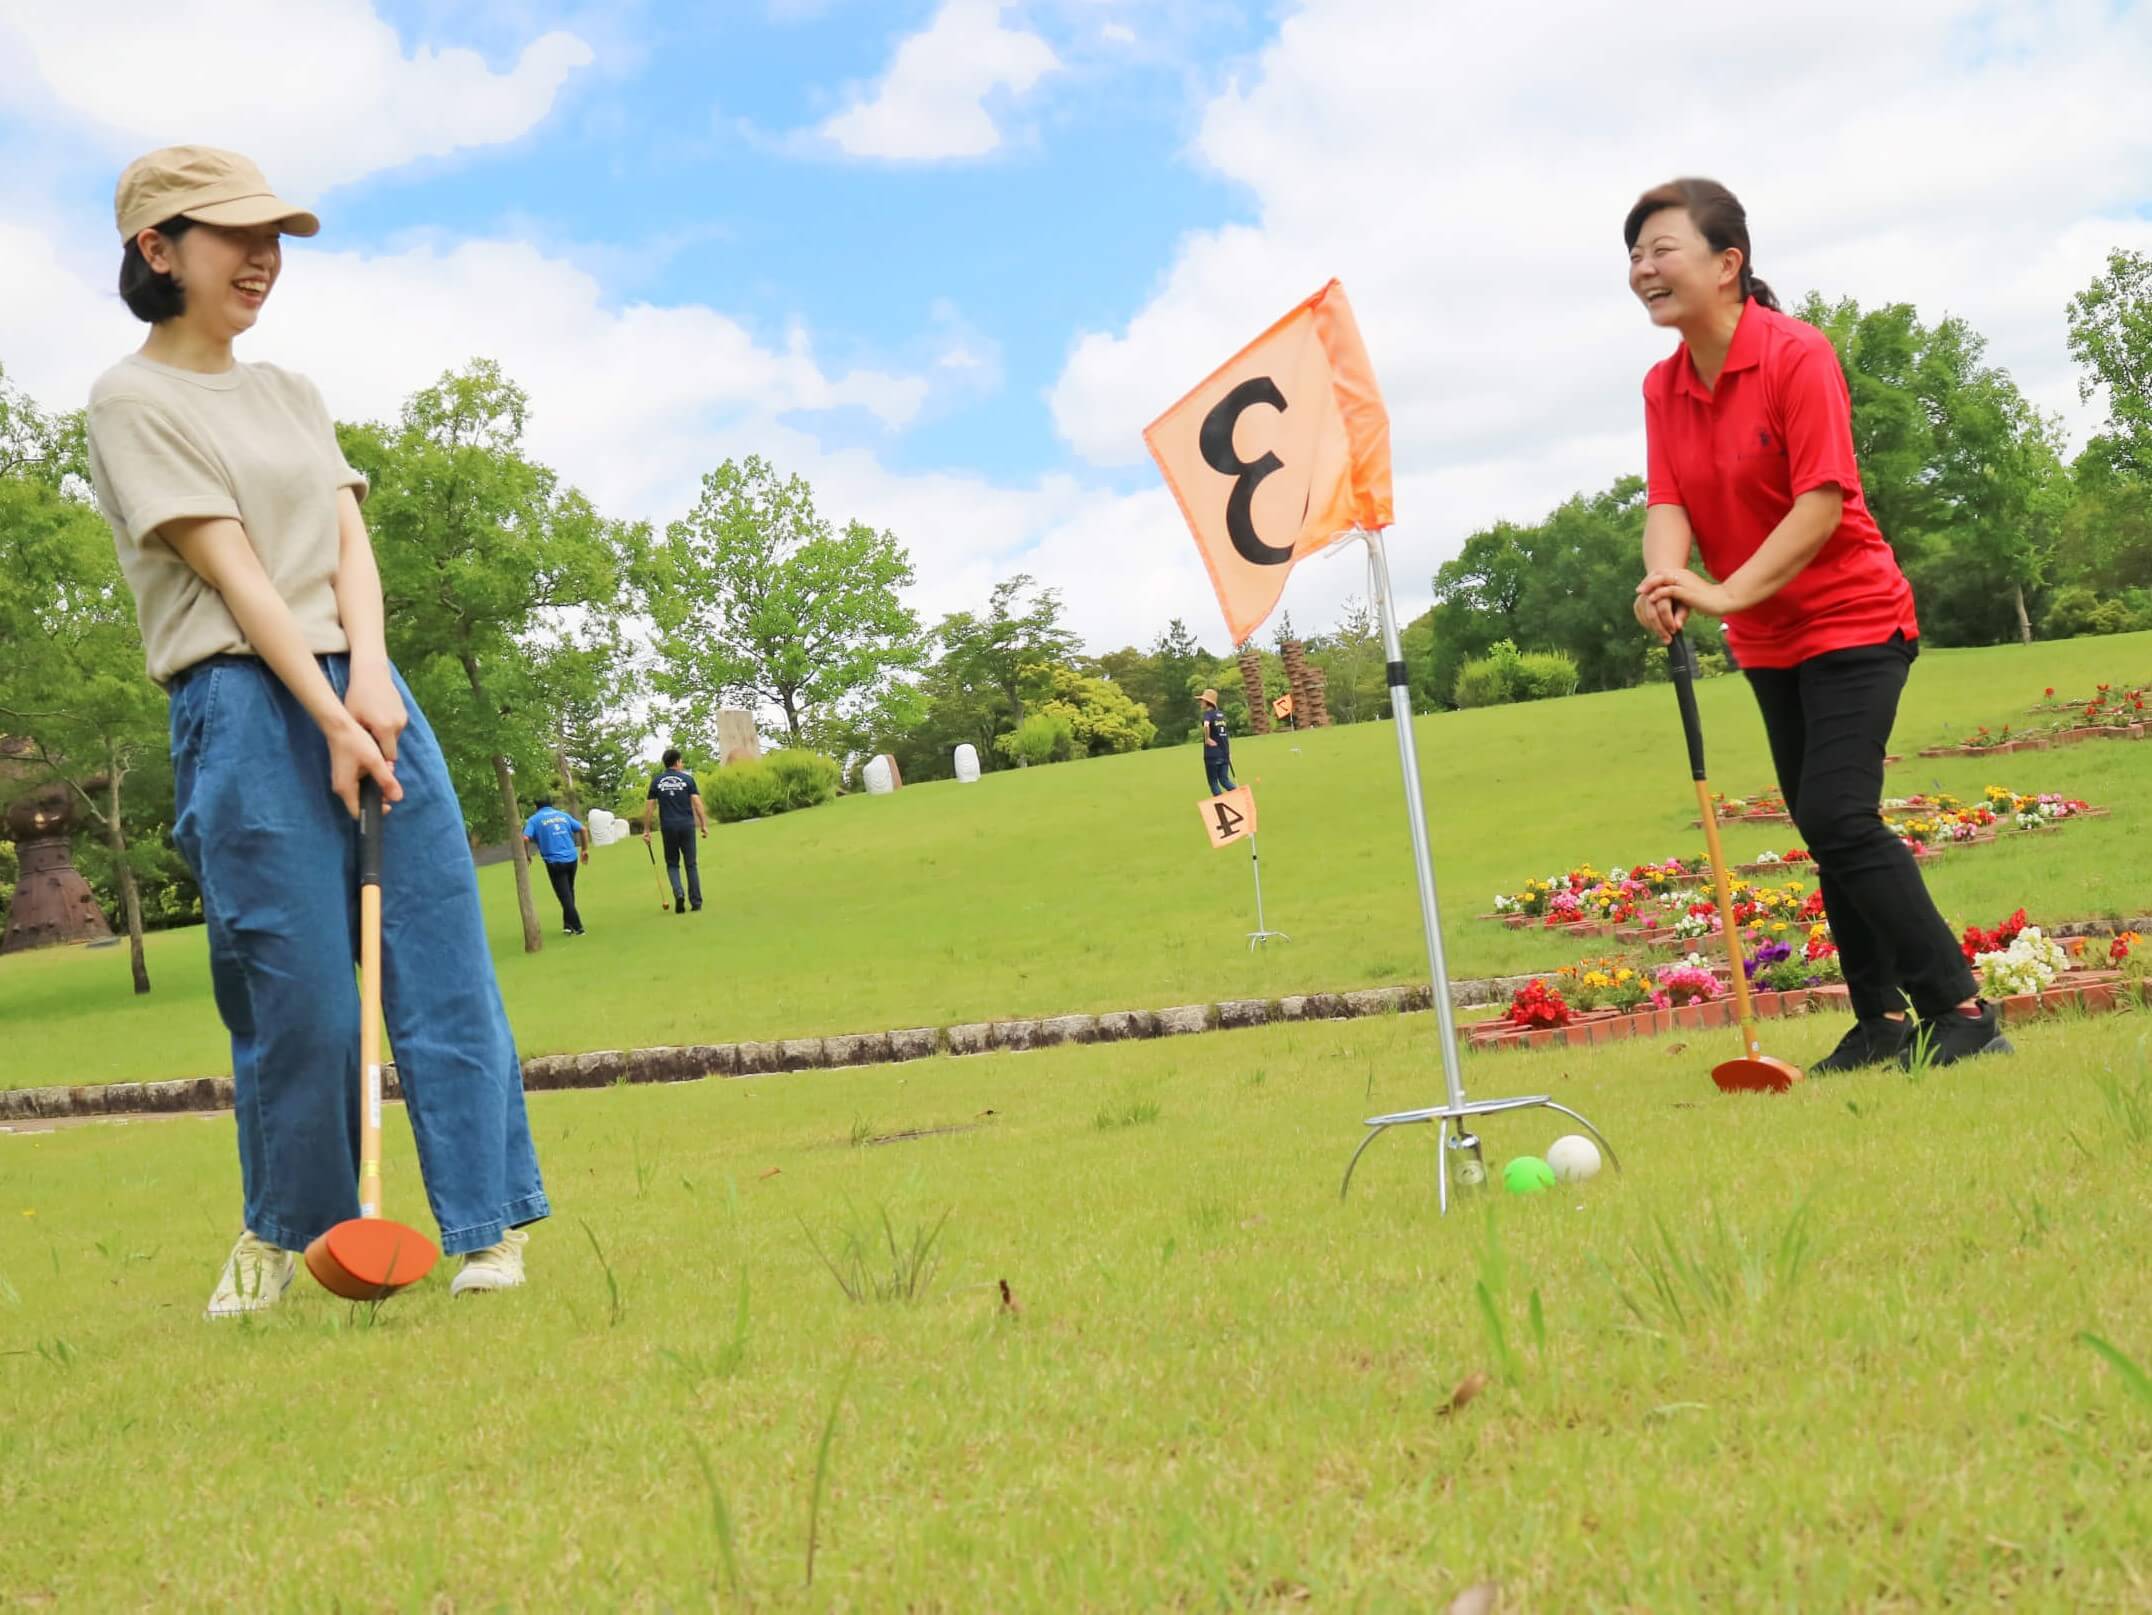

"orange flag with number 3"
[1144, 280, 1394, 646]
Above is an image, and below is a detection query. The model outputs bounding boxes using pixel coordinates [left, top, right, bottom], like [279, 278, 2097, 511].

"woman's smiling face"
[1628, 205, 1738, 328]
[142, 220, 283, 337]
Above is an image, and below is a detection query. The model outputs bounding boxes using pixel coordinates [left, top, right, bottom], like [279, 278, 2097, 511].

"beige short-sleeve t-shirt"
[86, 355, 368, 686]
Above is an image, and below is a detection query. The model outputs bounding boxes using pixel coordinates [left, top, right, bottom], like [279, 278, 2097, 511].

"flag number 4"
[1198, 377, 1294, 566]
[1211, 799, 1245, 838]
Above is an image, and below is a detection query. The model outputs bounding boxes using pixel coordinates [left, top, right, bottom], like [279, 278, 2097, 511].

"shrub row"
[1452, 639, 1581, 708]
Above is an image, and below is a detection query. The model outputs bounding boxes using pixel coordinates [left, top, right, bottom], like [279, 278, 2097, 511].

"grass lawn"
[6, 631, 2152, 1090]
[3, 1007, 2149, 1607]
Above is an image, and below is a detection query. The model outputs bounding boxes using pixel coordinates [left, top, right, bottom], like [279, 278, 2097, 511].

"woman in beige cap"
[85, 147, 549, 1316]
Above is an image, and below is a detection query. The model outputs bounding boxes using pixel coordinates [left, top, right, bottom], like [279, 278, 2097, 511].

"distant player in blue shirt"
[1199, 688, 1237, 797]
[643, 747, 709, 915]
[521, 797, 589, 936]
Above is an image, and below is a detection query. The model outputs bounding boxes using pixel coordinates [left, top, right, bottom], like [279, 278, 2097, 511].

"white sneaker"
[450, 1227, 529, 1297]
[205, 1231, 297, 1319]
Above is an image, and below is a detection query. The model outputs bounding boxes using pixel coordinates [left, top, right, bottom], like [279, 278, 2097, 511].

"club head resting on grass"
[305, 1219, 439, 1300]
[1710, 1052, 1804, 1096]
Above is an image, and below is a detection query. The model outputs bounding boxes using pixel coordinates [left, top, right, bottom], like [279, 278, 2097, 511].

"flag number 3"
[1198, 377, 1294, 566]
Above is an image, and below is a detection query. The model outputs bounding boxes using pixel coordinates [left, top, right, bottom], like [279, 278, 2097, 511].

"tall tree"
[343, 360, 645, 954]
[641, 454, 921, 750]
[1149, 618, 1208, 741]
[1308, 596, 1384, 723]
[1801, 295, 2064, 644]
[932, 574, 1082, 737]
[1425, 481, 1647, 703]
[0, 468, 166, 992]
[532, 624, 641, 815]
[2067, 248, 2152, 479]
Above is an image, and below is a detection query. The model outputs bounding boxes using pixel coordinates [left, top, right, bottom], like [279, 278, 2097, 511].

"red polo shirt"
[1643, 299, 1917, 668]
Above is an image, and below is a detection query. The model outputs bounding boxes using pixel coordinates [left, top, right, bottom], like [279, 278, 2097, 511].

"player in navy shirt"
[521, 797, 589, 935]
[1199, 688, 1236, 796]
[643, 747, 709, 914]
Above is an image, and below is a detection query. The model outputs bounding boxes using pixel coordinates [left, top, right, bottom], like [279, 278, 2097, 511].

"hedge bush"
[1452, 640, 1581, 707]
[701, 750, 840, 824]
[995, 711, 1079, 767]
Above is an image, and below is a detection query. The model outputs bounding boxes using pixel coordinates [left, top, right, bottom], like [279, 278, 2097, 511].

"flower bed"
[1467, 913, 2149, 1054]
[1467, 970, 2152, 1051]
[1935, 684, 2152, 754]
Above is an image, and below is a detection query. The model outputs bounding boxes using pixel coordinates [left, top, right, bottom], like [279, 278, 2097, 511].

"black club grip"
[1668, 632, 1707, 782]
[359, 779, 384, 888]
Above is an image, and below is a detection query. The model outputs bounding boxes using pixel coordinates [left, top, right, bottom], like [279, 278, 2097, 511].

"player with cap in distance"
[1199, 688, 1237, 797]
[83, 146, 549, 1315]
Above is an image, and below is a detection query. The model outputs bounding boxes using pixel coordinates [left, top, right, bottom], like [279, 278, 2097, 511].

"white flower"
[1976, 926, 2066, 996]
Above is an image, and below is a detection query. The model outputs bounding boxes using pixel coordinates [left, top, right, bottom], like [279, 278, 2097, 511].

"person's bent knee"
[1794, 803, 1891, 855]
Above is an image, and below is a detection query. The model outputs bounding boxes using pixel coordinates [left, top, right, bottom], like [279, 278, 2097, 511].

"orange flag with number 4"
[1145, 280, 1393, 646]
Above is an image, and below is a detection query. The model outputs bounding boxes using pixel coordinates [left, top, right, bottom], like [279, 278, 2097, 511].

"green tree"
[1425, 479, 1648, 702]
[934, 575, 1081, 731]
[1011, 660, 1157, 756]
[2053, 462, 2152, 598]
[533, 625, 641, 815]
[884, 576, 1087, 780]
[1800, 295, 2064, 644]
[1149, 618, 1208, 741]
[2067, 248, 2152, 479]
[343, 359, 645, 955]
[642, 454, 922, 751]
[0, 469, 168, 992]
[1307, 596, 1384, 723]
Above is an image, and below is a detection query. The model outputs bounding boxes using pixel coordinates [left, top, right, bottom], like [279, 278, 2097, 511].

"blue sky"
[336, 2, 1274, 485]
[3, 1, 2150, 653]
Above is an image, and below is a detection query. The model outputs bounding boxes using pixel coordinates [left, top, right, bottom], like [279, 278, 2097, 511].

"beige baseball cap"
[115, 146, 319, 243]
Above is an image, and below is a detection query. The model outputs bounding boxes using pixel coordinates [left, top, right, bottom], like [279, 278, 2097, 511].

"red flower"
[1506, 979, 1574, 1029]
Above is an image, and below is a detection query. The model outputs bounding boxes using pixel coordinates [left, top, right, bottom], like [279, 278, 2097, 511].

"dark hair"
[662, 747, 682, 768]
[1623, 178, 1780, 312]
[534, 795, 553, 809]
[118, 215, 196, 323]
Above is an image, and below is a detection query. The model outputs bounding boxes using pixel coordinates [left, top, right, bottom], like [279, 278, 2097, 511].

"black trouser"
[543, 859, 582, 932]
[661, 825, 702, 909]
[1204, 756, 1237, 796]
[1743, 633, 1974, 1021]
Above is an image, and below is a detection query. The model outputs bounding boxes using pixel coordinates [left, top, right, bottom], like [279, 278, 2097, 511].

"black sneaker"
[1810, 1016, 1913, 1074]
[1902, 1001, 2013, 1069]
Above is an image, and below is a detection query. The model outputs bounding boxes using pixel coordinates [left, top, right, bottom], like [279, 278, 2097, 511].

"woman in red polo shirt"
[1624, 176, 2007, 1072]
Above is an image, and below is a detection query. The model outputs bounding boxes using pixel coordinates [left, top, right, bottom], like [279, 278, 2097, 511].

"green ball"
[1503, 1156, 1557, 1196]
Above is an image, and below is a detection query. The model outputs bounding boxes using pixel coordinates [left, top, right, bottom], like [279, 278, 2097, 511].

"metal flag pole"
[1246, 833, 1289, 949]
[1338, 527, 1620, 1210]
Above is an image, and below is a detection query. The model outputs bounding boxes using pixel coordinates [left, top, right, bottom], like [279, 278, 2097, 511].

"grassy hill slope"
[5, 631, 2150, 1087]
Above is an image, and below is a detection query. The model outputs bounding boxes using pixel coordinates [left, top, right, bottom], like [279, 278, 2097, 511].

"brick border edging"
[0, 972, 1557, 1124]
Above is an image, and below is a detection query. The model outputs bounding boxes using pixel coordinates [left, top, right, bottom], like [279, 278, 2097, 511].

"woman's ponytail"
[1742, 270, 1782, 313]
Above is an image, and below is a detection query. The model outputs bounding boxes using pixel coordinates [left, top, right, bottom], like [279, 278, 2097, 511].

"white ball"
[1546, 1134, 1602, 1183]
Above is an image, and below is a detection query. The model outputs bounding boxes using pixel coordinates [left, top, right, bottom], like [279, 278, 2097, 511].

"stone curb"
[0, 968, 1568, 1125]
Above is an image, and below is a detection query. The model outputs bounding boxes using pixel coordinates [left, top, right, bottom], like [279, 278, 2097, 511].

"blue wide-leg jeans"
[168, 654, 549, 1256]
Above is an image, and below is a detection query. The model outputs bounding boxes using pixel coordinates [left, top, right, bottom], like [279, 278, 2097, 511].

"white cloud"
[18, 0, 2152, 670]
[0, 218, 1121, 640]
[1052, 0, 2152, 609]
[0, 0, 594, 195]
[819, 0, 1059, 161]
